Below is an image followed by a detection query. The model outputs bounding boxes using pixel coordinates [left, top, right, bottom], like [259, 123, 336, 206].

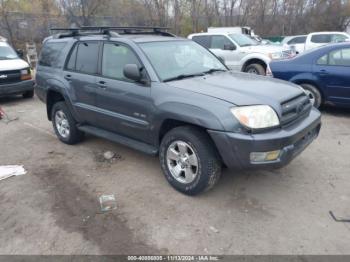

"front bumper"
[209, 108, 321, 169]
[0, 80, 35, 96]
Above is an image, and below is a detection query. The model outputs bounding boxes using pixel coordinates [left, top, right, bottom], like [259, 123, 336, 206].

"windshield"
[229, 34, 258, 47]
[0, 43, 18, 60]
[139, 40, 226, 81]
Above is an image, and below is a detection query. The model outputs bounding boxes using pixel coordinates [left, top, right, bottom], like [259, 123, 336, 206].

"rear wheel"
[51, 101, 84, 145]
[159, 126, 222, 196]
[244, 63, 266, 75]
[22, 90, 34, 99]
[300, 83, 322, 108]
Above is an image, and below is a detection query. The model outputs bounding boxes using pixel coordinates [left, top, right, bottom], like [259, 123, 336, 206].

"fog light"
[250, 150, 281, 163]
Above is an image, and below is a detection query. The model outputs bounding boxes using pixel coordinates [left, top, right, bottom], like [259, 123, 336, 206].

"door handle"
[97, 80, 107, 89]
[319, 69, 329, 75]
[64, 74, 72, 81]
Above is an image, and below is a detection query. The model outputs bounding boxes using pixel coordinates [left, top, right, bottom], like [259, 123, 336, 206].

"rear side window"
[192, 36, 211, 49]
[329, 48, 350, 66]
[311, 34, 332, 44]
[39, 42, 67, 68]
[288, 36, 306, 45]
[71, 42, 99, 74]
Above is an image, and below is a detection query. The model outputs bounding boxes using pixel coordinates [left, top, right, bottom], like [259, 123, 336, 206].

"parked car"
[188, 28, 294, 75]
[35, 27, 321, 195]
[282, 35, 307, 54]
[0, 39, 34, 98]
[270, 42, 350, 108]
[284, 32, 350, 54]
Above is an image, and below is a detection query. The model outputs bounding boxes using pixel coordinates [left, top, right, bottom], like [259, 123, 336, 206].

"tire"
[300, 83, 322, 108]
[51, 101, 84, 145]
[22, 90, 34, 99]
[244, 63, 266, 75]
[159, 126, 222, 196]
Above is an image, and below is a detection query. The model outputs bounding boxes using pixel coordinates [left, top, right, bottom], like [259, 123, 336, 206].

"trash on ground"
[0, 165, 27, 181]
[0, 107, 19, 124]
[329, 211, 350, 223]
[99, 194, 117, 212]
[103, 151, 115, 160]
[209, 226, 219, 233]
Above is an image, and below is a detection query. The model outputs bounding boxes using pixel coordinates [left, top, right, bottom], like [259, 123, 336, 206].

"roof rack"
[50, 26, 175, 38]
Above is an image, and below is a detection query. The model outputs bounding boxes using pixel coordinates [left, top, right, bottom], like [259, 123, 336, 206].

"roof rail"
[50, 26, 175, 38]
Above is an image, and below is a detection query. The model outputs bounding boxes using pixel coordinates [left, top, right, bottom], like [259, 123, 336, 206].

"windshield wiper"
[202, 68, 227, 75]
[163, 73, 204, 82]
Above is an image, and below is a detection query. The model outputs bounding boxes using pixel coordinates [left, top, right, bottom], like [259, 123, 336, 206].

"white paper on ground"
[0, 165, 27, 181]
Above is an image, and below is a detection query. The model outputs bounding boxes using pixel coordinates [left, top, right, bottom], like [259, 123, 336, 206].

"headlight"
[20, 68, 32, 81]
[231, 105, 280, 129]
[269, 52, 283, 60]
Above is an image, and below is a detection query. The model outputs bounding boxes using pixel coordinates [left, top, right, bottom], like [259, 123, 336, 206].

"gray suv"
[35, 27, 321, 195]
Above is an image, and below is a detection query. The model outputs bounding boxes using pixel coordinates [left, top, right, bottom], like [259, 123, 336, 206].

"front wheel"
[159, 126, 222, 196]
[51, 101, 84, 145]
[300, 83, 322, 108]
[23, 90, 34, 99]
[244, 63, 266, 75]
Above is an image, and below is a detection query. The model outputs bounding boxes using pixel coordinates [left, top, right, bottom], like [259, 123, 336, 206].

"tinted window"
[311, 34, 332, 44]
[66, 44, 77, 71]
[288, 36, 306, 45]
[102, 43, 141, 81]
[211, 35, 234, 50]
[329, 48, 350, 66]
[39, 42, 67, 67]
[192, 36, 211, 49]
[75, 42, 99, 74]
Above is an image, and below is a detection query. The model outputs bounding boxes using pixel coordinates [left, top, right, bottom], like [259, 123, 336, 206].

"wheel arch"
[242, 58, 267, 72]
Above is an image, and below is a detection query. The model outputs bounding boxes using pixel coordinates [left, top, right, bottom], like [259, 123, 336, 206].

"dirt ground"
[0, 96, 349, 255]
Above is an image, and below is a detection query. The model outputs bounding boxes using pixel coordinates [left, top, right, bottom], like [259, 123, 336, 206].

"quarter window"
[75, 42, 99, 74]
[102, 43, 141, 81]
[39, 42, 67, 68]
[317, 54, 328, 65]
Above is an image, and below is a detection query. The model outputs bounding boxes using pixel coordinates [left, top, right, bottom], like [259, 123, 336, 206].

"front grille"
[0, 70, 21, 85]
[280, 94, 312, 126]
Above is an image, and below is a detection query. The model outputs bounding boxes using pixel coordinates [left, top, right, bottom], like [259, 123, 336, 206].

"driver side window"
[210, 35, 235, 50]
[102, 43, 142, 81]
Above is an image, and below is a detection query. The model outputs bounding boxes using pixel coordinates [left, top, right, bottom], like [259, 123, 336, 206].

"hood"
[240, 44, 287, 54]
[167, 72, 303, 110]
[0, 59, 29, 71]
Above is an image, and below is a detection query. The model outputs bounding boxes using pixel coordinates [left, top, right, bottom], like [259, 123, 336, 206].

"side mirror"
[224, 44, 235, 51]
[16, 49, 24, 59]
[123, 64, 142, 82]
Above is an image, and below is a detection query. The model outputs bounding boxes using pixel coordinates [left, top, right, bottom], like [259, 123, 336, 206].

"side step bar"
[78, 125, 158, 155]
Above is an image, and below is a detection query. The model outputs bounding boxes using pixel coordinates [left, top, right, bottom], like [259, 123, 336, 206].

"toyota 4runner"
[35, 27, 321, 195]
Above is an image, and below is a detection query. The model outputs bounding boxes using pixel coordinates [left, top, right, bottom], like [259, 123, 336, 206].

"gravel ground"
[0, 95, 349, 255]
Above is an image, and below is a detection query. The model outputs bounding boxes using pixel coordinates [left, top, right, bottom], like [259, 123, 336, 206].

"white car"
[282, 35, 307, 54]
[0, 39, 34, 98]
[188, 30, 293, 75]
[283, 32, 350, 54]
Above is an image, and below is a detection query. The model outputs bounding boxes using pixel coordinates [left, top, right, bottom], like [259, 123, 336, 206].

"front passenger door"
[94, 42, 153, 143]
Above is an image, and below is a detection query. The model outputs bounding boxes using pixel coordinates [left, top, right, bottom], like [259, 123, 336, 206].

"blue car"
[270, 42, 350, 108]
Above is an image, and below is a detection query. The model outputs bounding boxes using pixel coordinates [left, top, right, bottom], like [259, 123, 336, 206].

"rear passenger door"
[64, 41, 101, 124]
[315, 48, 350, 104]
[94, 42, 153, 143]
